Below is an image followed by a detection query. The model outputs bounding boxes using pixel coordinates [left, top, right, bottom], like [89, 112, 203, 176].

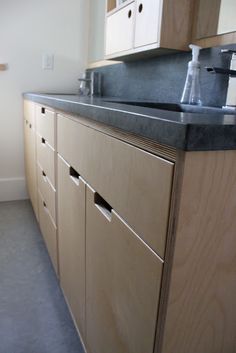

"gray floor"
[0, 200, 84, 353]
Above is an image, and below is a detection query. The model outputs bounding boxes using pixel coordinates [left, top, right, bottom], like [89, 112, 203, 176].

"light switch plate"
[42, 53, 54, 70]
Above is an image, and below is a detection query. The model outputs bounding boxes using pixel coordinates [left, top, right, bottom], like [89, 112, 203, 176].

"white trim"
[0, 177, 28, 202]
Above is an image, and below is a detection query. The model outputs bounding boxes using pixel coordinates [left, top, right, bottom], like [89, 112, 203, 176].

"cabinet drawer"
[36, 134, 56, 188]
[36, 105, 55, 148]
[57, 155, 86, 337]
[37, 163, 56, 222]
[24, 100, 35, 126]
[105, 2, 135, 55]
[58, 115, 174, 258]
[38, 191, 58, 274]
[86, 185, 163, 353]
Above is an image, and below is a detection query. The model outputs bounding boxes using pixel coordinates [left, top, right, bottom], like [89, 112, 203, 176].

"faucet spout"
[205, 67, 236, 76]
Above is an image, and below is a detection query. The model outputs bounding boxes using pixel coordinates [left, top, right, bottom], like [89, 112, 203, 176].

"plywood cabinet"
[57, 114, 174, 258]
[24, 107, 38, 219]
[105, 0, 194, 60]
[24, 99, 236, 353]
[38, 191, 58, 273]
[86, 185, 163, 353]
[57, 155, 86, 338]
[24, 100, 58, 273]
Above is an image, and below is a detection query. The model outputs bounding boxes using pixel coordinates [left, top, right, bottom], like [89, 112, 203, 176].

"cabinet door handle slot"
[94, 192, 112, 221]
[41, 107, 45, 114]
[138, 3, 143, 13]
[41, 137, 46, 144]
[128, 9, 132, 18]
[69, 166, 80, 185]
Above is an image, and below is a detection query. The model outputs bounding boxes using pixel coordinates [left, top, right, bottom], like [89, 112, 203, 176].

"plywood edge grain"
[57, 111, 177, 162]
[154, 150, 186, 353]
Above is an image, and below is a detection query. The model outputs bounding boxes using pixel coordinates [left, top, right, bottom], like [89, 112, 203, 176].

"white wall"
[0, 0, 89, 201]
[88, 0, 105, 64]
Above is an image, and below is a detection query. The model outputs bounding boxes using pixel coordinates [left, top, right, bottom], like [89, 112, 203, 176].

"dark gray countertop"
[23, 93, 236, 151]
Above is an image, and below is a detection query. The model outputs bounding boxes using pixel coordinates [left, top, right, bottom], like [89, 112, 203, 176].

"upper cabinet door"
[134, 0, 161, 48]
[105, 2, 135, 56]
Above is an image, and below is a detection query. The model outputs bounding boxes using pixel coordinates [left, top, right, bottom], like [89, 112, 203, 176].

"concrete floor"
[0, 200, 84, 353]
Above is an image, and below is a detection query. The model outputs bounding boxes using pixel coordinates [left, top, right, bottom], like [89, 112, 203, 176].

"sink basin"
[104, 100, 236, 115]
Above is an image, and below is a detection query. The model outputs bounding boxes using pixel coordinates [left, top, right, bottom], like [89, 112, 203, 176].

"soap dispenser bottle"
[181, 44, 202, 105]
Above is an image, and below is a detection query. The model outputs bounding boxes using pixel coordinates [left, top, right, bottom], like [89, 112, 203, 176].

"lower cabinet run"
[24, 99, 236, 353]
[57, 155, 86, 339]
[86, 185, 163, 353]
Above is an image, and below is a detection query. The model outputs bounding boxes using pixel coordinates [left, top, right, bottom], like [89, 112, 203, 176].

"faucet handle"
[221, 49, 236, 55]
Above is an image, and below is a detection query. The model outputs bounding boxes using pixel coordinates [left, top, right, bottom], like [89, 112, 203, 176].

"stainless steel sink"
[104, 100, 236, 115]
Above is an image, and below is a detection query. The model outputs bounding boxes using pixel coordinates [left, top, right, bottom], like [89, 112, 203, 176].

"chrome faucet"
[205, 67, 236, 76]
[78, 71, 102, 97]
[205, 49, 236, 77]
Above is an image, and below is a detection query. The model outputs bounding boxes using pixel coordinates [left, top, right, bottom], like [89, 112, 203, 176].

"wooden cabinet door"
[24, 119, 38, 220]
[105, 2, 135, 55]
[57, 114, 174, 258]
[134, 0, 161, 48]
[86, 185, 163, 353]
[57, 155, 86, 338]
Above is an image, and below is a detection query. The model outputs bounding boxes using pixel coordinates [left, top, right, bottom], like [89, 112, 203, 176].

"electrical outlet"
[42, 53, 54, 70]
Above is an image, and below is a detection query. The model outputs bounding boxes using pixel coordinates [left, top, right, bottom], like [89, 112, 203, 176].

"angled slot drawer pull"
[94, 192, 112, 221]
[69, 166, 80, 185]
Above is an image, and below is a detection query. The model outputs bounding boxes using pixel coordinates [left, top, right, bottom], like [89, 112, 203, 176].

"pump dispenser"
[181, 44, 202, 105]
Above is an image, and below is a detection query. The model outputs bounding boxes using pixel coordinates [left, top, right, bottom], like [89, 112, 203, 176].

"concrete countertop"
[24, 93, 236, 151]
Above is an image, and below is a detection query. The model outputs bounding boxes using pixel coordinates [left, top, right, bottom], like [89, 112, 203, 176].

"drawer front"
[58, 114, 174, 258]
[36, 105, 55, 148]
[37, 134, 56, 188]
[57, 155, 86, 338]
[24, 100, 35, 126]
[38, 191, 58, 274]
[86, 185, 163, 353]
[105, 2, 135, 56]
[37, 163, 56, 222]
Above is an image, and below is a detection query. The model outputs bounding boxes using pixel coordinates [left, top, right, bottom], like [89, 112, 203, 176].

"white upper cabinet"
[105, 0, 193, 60]
[134, 0, 161, 48]
[105, 2, 135, 56]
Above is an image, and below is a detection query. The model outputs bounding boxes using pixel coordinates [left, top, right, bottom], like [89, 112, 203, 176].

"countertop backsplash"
[88, 44, 236, 107]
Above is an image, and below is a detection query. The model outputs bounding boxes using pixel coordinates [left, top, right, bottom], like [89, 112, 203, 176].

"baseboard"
[0, 177, 28, 202]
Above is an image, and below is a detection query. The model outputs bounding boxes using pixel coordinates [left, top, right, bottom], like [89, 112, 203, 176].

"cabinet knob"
[138, 3, 143, 13]
[41, 107, 45, 114]
[128, 9, 132, 18]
